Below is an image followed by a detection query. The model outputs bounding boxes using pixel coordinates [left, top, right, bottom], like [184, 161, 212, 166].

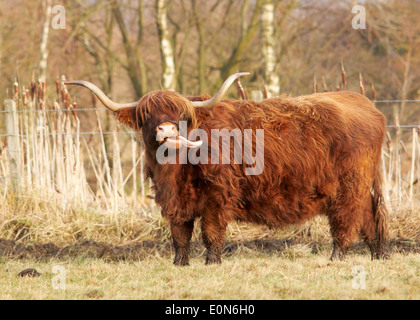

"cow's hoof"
[174, 260, 189, 266]
[330, 249, 346, 261]
[173, 255, 190, 266]
[205, 256, 222, 265]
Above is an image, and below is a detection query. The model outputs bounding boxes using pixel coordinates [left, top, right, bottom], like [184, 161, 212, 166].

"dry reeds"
[0, 79, 148, 215]
[0, 77, 419, 246]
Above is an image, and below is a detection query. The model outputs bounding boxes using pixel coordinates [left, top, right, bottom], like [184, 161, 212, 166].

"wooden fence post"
[5, 99, 22, 189]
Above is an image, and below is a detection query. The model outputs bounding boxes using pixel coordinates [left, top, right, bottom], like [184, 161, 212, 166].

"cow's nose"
[156, 124, 178, 142]
[158, 124, 175, 132]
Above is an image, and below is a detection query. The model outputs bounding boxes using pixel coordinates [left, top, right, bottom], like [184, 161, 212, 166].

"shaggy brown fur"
[115, 90, 389, 265]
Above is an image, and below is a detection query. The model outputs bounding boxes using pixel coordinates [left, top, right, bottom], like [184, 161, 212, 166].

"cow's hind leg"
[360, 196, 390, 260]
[360, 210, 380, 260]
[171, 220, 194, 266]
[327, 203, 362, 261]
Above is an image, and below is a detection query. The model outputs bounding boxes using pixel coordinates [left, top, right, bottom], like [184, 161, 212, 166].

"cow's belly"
[235, 192, 327, 228]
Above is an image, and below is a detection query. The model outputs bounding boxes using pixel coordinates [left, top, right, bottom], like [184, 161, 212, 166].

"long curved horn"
[191, 72, 250, 108]
[64, 81, 138, 111]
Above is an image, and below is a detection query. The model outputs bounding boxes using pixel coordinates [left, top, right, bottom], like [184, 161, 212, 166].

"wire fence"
[0, 107, 109, 113]
[374, 99, 420, 103]
[0, 99, 418, 138]
[0, 131, 137, 138]
[0, 95, 419, 212]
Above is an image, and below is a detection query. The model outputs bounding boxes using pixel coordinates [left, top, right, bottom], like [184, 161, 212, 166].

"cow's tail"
[371, 166, 390, 259]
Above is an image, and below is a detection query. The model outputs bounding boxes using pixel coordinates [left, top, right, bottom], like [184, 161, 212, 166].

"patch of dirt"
[0, 238, 418, 262]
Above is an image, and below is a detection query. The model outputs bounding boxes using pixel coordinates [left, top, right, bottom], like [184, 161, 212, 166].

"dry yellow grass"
[0, 250, 418, 300]
[0, 188, 418, 300]
[1, 188, 419, 246]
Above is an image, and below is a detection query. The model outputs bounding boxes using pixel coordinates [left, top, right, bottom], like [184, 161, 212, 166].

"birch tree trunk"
[261, 0, 280, 97]
[39, 0, 52, 82]
[156, 0, 176, 90]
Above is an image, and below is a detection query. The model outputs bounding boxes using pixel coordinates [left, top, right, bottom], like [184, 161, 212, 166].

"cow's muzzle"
[156, 123, 202, 149]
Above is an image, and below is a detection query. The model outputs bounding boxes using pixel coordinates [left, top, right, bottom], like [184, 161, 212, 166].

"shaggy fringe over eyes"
[136, 90, 198, 128]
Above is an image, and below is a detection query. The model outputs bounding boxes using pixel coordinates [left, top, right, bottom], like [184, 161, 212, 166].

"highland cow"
[65, 73, 389, 265]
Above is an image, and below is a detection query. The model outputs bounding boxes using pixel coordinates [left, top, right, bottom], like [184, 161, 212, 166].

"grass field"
[1, 250, 418, 300]
[0, 189, 419, 300]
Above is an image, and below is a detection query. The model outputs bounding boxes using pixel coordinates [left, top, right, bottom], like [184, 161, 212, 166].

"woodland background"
[1, 0, 419, 124]
[0, 0, 419, 246]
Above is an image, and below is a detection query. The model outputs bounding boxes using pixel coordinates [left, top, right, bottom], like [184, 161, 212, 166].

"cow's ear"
[114, 107, 141, 130]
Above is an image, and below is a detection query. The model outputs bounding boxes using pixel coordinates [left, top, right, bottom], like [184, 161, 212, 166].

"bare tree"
[368, 0, 420, 121]
[39, 0, 52, 82]
[111, 0, 148, 96]
[219, 0, 264, 83]
[156, 0, 176, 90]
[260, 0, 280, 97]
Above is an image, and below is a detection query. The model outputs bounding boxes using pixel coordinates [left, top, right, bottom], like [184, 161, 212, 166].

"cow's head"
[64, 73, 249, 150]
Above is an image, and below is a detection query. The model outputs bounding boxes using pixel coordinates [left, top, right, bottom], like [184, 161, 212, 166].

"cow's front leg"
[171, 220, 194, 266]
[201, 215, 227, 265]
